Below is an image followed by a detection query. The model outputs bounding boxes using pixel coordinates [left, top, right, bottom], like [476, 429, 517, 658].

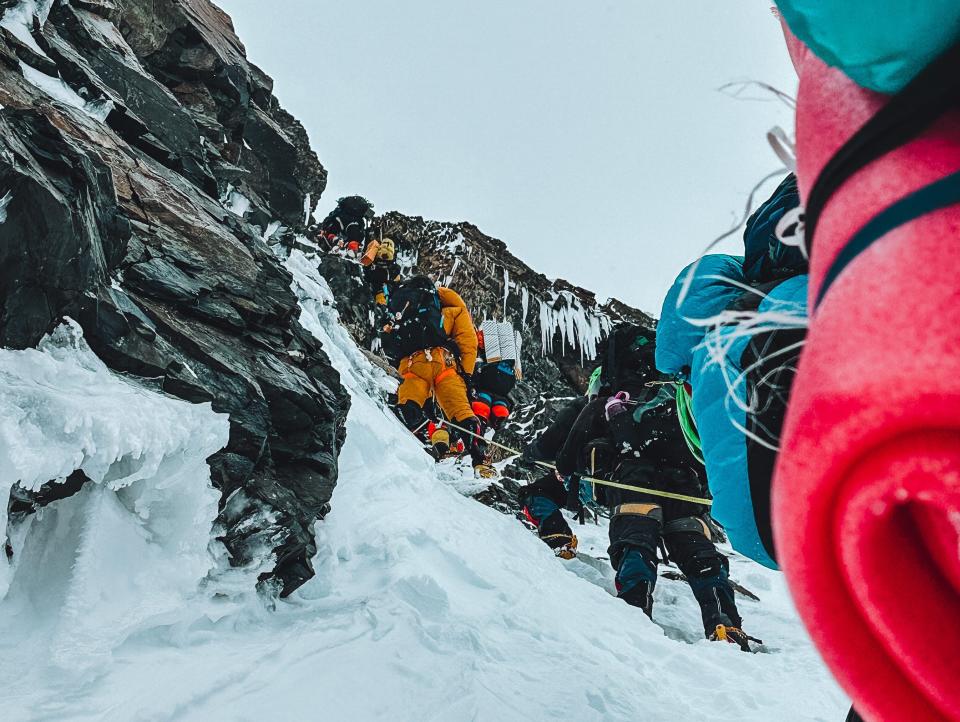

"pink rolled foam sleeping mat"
[772, 25, 960, 722]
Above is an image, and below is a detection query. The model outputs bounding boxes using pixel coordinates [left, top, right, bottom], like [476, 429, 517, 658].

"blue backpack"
[742, 174, 806, 286]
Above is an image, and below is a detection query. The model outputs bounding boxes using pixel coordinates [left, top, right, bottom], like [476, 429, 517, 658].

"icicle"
[539, 299, 553, 354]
[536, 290, 611, 360]
[502, 267, 510, 318]
[0, 191, 12, 224]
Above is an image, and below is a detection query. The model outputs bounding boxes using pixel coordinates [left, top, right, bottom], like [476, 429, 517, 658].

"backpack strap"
[806, 41, 960, 310]
[816, 170, 960, 306]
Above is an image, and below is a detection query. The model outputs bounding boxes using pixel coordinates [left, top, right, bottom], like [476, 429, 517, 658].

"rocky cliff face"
[0, 0, 348, 595]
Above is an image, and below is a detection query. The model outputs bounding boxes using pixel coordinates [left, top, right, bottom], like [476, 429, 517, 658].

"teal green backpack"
[776, 1, 960, 93]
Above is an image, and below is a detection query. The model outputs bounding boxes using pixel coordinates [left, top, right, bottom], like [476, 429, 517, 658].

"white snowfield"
[0, 258, 848, 721]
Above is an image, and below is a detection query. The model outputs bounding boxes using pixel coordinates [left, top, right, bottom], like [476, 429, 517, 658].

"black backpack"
[742, 174, 807, 285]
[606, 385, 695, 472]
[385, 276, 455, 360]
[336, 195, 374, 221]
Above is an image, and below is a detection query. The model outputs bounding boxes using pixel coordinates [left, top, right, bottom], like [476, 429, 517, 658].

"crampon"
[710, 624, 762, 653]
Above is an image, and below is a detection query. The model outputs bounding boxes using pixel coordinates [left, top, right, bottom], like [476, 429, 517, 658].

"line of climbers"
[518, 323, 757, 652]
[314, 192, 778, 651]
[379, 281, 520, 479]
[509, 177, 804, 652]
[313, 195, 518, 479]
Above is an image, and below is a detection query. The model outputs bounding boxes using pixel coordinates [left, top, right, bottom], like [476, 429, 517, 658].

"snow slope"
[0, 258, 848, 721]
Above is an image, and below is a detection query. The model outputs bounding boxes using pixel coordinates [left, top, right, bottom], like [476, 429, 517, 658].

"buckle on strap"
[815, 170, 960, 309]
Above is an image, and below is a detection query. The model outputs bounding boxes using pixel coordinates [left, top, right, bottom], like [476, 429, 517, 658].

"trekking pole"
[438, 419, 713, 507]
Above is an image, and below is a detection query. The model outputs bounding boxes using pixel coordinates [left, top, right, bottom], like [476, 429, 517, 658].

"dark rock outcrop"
[0, 0, 347, 595]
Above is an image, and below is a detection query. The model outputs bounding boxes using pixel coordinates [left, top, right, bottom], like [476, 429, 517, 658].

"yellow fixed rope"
[439, 419, 713, 507]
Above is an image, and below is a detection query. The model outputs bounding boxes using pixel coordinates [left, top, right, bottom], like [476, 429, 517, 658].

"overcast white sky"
[217, 1, 796, 314]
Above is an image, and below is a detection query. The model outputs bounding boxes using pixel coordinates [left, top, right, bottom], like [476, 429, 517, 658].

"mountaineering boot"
[398, 399, 427, 434]
[619, 578, 654, 617]
[519, 486, 579, 558]
[609, 511, 661, 617]
[709, 621, 757, 652]
[456, 415, 493, 476]
[540, 531, 578, 560]
[474, 462, 498, 479]
[554, 534, 578, 560]
[430, 427, 451, 460]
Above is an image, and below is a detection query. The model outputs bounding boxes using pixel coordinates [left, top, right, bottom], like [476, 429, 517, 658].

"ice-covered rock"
[0, 0, 348, 594]
[0, 320, 228, 670]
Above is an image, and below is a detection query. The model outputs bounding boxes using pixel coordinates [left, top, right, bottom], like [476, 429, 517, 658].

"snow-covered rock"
[0, 0, 349, 594]
[0, 320, 228, 671]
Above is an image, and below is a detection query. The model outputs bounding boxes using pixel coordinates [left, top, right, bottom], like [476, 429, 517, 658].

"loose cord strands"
[694, 301, 807, 452]
[673, 160, 810, 454]
[718, 80, 798, 110]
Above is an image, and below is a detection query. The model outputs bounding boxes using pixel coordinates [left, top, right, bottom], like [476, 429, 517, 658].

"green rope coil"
[675, 382, 705, 465]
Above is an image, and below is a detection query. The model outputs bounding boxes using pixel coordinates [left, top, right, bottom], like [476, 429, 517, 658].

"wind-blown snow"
[0, 320, 228, 673]
[0, 261, 847, 721]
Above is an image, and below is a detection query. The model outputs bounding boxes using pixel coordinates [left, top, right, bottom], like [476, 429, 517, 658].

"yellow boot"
[430, 428, 450, 460]
[542, 533, 578, 560]
[710, 624, 756, 652]
[473, 463, 498, 479]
